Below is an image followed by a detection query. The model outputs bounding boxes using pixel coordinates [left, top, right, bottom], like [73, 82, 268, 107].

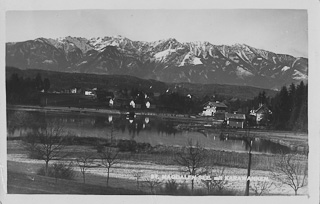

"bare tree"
[7, 111, 34, 136]
[271, 153, 308, 195]
[100, 147, 119, 187]
[132, 171, 143, 190]
[211, 167, 229, 192]
[164, 179, 179, 195]
[76, 150, 94, 183]
[201, 175, 214, 194]
[24, 119, 68, 176]
[174, 139, 207, 194]
[250, 181, 274, 196]
[142, 177, 162, 194]
[201, 167, 228, 194]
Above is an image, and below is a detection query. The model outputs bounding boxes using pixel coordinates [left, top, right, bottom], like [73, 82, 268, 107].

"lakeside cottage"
[130, 100, 135, 108]
[225, 113, 246, 129]
[250, 104, 272, 125]
[84, 90, 95, 96]
[201, 101, 227, 116]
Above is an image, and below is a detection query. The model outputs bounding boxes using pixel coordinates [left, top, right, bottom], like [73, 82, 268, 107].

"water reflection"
[7, 110, 302, 154]
[108, 115, 113, 123]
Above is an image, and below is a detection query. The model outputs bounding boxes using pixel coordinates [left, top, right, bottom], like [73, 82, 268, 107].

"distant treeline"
[270, 82, 308, 131]
[238, 82, 307, 132]
[5, 66, 277, 100]
[6, 73, 50, 105]
[6, 70, 307, 132]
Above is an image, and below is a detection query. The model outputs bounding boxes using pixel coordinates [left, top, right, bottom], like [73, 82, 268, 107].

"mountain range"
[6, 35, 308, 90]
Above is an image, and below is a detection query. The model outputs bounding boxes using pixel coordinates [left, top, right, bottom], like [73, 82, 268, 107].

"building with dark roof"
[225, 113, 246, 128]
[250, 104, 272, 125]
[201, 101, 227, 116]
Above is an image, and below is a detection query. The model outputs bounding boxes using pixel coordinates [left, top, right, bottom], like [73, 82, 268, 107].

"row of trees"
[226, 82, 308, 132]
[6, 73, 50, 104]
[271, 82, 308, 131]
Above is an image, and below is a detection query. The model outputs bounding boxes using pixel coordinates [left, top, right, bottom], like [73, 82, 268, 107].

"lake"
[7, 110, 298, 154]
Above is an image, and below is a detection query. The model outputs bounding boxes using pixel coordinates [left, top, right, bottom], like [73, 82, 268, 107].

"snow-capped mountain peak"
[6, 35, 308, 89]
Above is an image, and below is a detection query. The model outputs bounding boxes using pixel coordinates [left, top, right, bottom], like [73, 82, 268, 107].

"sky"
[6, 9, 308, 57]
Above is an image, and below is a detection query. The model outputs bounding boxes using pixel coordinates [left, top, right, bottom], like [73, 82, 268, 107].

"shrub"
[24, 133, 43, 159]
[210, 188, 238, 196]
[96, 143, 106, 153]
[136, 142, 152, 153]
[95, 140, 113, 153]
[163, 179, 179, 195]
[117, 140, 137, 152]
[193, 188, 207, 196]
[28, 149, 44, 160]
[116, 140, 152, 153]
[177, 182, 191, 195]
[37, 162, 75, 180]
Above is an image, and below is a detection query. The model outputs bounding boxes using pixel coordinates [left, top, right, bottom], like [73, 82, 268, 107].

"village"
[39, 86, 273, 130]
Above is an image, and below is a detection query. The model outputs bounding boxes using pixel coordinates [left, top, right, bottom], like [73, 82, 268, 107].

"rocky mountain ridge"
[6, 35, 308, 90]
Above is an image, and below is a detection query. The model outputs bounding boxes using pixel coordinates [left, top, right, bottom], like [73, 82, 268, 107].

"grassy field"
[7, 171, 145, 194]
[7, 136, 307, 172]
[6, 138, 308, 195]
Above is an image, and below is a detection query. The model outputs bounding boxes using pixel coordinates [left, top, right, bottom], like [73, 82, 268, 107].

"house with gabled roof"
[225, 113, 246, 128]
[250, 104, 272, 125]
[201, 101, 227, 116]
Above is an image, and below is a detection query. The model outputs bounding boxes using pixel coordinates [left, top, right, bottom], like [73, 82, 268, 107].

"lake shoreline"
[7, 104, 308, 152]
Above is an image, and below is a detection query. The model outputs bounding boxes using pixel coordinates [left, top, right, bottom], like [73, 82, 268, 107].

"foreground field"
[8, 171, 144, 194]
[6, 140, 308, 196]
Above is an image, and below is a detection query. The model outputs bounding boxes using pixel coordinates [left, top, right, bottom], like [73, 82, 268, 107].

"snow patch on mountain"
[77, 61, 88, 66]
[293, 70, 308, 80]
[154, 48, 176, 62]
[43, 60, 54, 64]
[192, 57, 203, 65]
[109, 41, 120, 47]
[179, 52, 203, 67]
[281, 66, 290, 72]
[179, 53, 190, 67]
[236, 66, 254, 78]
[90, 38, 104, 50]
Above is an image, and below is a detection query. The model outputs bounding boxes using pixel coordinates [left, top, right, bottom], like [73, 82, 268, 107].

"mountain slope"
[6, 36, 308, 90]
[6, 66, 277, 100]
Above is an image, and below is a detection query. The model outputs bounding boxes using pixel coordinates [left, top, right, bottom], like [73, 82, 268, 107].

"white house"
[109, 98, 114, 107]
[130, 100, 136, 108]
[250, 104, 272, 124]
[71, 88, 77, 94]
[202, 101, 227, 116]
[85, 90, 94, 96]
[146, 101, 151, 109]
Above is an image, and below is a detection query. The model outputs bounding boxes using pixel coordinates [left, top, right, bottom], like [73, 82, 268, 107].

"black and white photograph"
[1, 0, 319, 203]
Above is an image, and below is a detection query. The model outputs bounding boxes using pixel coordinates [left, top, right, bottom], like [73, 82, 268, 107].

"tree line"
[271, 82, 307, 131]
[6, 72, 307, 131]
[6, 73, 50, 105]
[248, 82, 307, 132]
[222, 82, 307, 132]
